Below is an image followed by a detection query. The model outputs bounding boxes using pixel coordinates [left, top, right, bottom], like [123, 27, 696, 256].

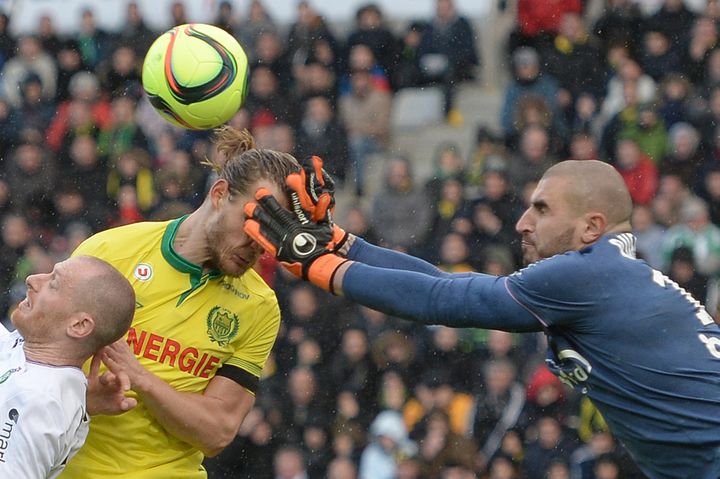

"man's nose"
[516, 210, 532, 234]
[25, 273, 46, 291]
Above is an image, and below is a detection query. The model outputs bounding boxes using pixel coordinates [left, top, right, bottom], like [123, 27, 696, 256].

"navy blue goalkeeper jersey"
[343, 234, 720, 479]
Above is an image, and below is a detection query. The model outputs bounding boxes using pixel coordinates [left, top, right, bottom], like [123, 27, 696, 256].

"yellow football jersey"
[60, 217, 281, 478]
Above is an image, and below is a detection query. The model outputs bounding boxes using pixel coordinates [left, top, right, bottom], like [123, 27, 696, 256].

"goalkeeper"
[245, 158, 720, 479]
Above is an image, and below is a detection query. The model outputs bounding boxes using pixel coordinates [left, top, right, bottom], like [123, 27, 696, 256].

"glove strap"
[307, 254, 349, 294]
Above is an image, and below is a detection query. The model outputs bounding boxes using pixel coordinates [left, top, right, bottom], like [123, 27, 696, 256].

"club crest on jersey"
[206, 306, 239, 346]
[134, 263, 153, 281]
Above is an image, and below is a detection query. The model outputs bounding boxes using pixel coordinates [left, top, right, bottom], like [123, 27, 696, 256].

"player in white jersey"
[0, 255, 134, 478]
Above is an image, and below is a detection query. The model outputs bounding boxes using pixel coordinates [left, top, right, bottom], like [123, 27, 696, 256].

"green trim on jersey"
[161, 215, 223, 306]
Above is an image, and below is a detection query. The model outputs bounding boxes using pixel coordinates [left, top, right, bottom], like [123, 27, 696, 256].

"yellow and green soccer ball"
[142, 23, 249, 130]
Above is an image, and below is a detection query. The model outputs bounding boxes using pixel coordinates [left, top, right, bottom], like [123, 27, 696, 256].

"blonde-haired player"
[60, 127, 301, 478]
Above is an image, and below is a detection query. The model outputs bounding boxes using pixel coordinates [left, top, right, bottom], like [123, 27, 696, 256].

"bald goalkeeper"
[245, 160, 720, 479]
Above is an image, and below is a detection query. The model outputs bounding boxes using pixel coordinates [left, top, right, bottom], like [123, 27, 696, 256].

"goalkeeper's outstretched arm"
[331, 260, 540, 332]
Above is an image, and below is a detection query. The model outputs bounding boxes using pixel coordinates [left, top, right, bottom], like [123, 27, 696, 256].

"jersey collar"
[162, 216, 223, 305]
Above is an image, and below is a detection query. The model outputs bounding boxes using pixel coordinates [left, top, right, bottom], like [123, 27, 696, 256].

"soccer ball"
[142, 23, 249, 130]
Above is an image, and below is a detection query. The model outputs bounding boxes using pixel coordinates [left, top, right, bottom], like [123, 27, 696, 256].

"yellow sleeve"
[224, 296, 281, 378]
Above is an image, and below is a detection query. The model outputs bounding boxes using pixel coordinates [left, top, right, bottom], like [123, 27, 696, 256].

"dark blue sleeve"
[347, 237, 474, 279]
[342, 262, 542, 332]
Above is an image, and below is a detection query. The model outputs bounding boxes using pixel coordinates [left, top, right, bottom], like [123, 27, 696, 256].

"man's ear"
[209, 179, 231, 208]
[581, 212, 607, 245]
[66, 313, 95, 340]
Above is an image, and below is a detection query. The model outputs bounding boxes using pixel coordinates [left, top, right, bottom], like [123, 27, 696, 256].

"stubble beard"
[523, 225, 577, 266]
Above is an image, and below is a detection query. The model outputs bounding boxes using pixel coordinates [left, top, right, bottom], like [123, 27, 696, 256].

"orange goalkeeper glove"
[286, 155, 348, 253]
[244, 188, 348, 293]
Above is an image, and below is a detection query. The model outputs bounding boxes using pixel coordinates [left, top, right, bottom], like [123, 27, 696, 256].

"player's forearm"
[132, 372, 250, 456]
[347, 237, 468, 278]
[335, 261, 540, 332]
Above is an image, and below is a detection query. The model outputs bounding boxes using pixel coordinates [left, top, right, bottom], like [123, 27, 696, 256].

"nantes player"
[60, 127, 300, 478]
[246, 160, 720, 479]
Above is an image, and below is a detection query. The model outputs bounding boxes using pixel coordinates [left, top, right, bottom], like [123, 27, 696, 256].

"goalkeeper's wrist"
[307, 254, 348, 294]
[333, 233, 357, 258]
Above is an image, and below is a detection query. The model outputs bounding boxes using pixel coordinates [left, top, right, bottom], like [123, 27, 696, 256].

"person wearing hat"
[500, 46, 560, 137]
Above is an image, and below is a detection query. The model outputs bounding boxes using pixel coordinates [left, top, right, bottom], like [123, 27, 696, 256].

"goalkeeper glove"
[244, 188, 348, 293]
[286, 156, 349, 254]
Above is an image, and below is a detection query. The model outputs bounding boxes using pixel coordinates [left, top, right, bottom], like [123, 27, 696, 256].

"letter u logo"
[134, 263, 154, 281]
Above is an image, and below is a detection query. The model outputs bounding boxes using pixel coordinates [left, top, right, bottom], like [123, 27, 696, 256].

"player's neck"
[23, 341, 84, 368]
[173, 210, 212, 266]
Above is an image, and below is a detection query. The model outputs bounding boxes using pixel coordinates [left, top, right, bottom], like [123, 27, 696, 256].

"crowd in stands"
[1, 0, 719, 477]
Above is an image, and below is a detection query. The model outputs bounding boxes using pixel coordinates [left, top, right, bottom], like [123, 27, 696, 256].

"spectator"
[286, 1, 337, 69]
[169, 1, 188, 27]
[544, 13, 604, 108]
[204, 407, 277, 478]
[614, 136, 659, 205]
[97, 45, 142, 97]
[424, 180, 468, 264]
[683, 15, 718, 85]
[54, 40, 89, 103]
[649, 0, 697, 52]
[699, 168, 720, 225]
[620, 101, 668, 164]
[506, 125, 557, 190]
[75, 9, 111, 70]
[10, 73, 55, 135]
[0, 214, 31, 318]
[500, 47, 559, 137]
[328, 327, 380, 412]
[417, 0, 479, 116]
[371, 156, 432, 252]
[405, 368, 475, 437]
[97, 95, 148, 162]
[36, 14, 62, 56]
[510, 0, 582, 55]
[252, 31, 293, 90]
[294, 95, 350, 185]
[668, 246, 716, 315]
[339, 68, 392, 196]
[414, 410, 478, 477]
[245, 65, 295, 128]
[661, 196, 720, 276]
[657, 73, 692, 128]
[632, 204, 667, 270]
[661, 121, 704, 189]
[592, 0, 642, 56]
[359, 409, 417, 479]
[238, 0, 278, 59]
[523, 417, 578, 479]
[346, 4, 397, 81]
[599, 57, 656, 127]
[0, 13, 15, 68]
[652, 173, 695, 227]
[470, 358, 526, 460]
[46, 71, 111, 155]
[117, 2, 156, 56]
[340, 44, 391, 96]
[274, 445, 309, 479]
[1, 35, 57, 108]
[107, 148, 156, 214]
[392, 21, 426, 90]
[639, 26, 682, 81]
[213, 0, 238, 35]
[5, 142, 56, 211]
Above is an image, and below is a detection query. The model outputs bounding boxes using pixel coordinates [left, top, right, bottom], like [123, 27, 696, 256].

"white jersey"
[0, 326, 89, 479]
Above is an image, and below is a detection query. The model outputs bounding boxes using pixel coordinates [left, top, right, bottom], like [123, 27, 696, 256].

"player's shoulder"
[6, 365, 85, 418]
[73, 220, 173, 258]
[510, 234, 632, 293]
[236, 268, 278, 300]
